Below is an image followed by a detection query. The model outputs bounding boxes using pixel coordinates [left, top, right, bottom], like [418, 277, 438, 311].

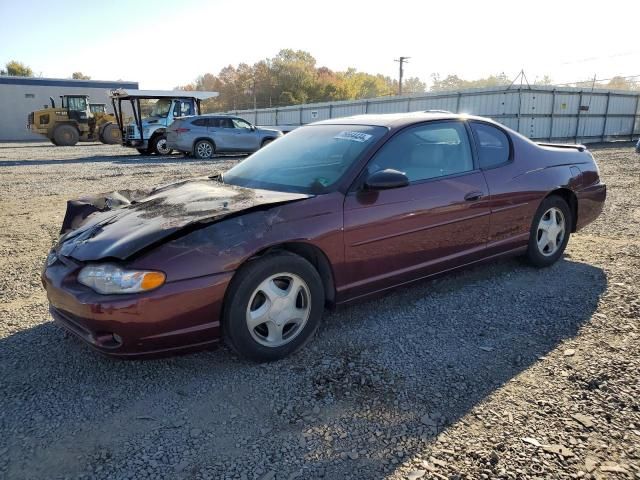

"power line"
[554, 73, 640, 86]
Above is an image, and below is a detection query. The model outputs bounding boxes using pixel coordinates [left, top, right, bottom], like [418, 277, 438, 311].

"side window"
[219, 118, 234, 129]
[471, 123, 511, 169]
[206, 118, 221, 128]
[173, 100, 194, 117]
[232, 118, 252, 130]
[191, 118, 207, 127]
[369, 122, 474, 182]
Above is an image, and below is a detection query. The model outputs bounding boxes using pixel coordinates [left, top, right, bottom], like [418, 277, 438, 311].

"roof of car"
[312, 111, 488, 128]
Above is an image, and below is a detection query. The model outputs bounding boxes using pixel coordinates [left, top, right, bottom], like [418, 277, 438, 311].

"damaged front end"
[55, 177, 310, 262]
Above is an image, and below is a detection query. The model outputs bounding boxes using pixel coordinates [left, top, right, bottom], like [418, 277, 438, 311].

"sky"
[1, 0, 639, 90]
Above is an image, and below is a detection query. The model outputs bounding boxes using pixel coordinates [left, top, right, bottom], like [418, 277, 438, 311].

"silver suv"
[167, 115, 283, 159]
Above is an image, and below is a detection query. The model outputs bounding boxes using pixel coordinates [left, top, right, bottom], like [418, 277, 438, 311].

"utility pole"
[395, 56, 410, 95]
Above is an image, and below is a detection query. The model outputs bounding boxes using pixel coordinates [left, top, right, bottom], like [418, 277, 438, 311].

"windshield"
[140, 98, 171, 118]
[223, 124, 387, 194]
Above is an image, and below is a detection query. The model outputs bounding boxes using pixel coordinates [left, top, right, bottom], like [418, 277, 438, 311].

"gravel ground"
[0, 142, 638, 480]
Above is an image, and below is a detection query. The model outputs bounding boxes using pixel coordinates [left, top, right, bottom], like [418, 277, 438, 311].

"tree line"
[176, 49, 426, 111]
[2, 54, 638, 112]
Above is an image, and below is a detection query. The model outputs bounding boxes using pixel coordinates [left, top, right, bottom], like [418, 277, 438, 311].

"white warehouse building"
[0, 76, 138, 141]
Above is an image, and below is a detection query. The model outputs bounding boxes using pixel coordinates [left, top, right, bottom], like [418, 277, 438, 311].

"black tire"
[101, 123, 121, 145]
[136, 148, 149, 155]
[261, 138, 274, 148]
[193, 139, 215, 159]
[525, 195, 572, 268]
[223, 252, 325, 362]
[53, 124, 79, 146]
[150, 134, 173, 156]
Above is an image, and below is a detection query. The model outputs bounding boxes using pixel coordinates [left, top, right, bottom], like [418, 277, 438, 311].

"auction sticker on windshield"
[334, 131, 373, 143]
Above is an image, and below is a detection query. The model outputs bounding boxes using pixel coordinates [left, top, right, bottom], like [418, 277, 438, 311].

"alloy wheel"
[536, 207, 566, 256]
[197, 142, 213, 158]
[245, 273, 311, 348]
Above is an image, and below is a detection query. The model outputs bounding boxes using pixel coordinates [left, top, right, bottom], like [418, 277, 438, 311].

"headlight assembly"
[78, 264, 165, 295]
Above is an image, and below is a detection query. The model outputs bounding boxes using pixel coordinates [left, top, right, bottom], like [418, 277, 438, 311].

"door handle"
[464, 191, 484, 201]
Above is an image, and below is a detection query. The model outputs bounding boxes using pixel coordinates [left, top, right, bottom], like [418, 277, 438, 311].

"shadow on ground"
[0, 257, 606, 479]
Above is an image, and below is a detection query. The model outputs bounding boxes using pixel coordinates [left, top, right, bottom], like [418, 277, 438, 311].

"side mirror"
[364, 169, 409, 190]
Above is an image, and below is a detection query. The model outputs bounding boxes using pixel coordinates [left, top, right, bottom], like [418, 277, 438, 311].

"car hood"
[56, 177, 309, 262]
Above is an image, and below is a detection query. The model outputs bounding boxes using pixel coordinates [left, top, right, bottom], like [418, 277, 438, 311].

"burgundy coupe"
[42, 113, 606, 361]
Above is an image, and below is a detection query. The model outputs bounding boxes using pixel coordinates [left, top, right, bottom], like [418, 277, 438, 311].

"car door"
[342, 120, 491, 300]
[230, 118, 261, 152]
[208, 118, 236, 151]
[469, 122, 530, 254]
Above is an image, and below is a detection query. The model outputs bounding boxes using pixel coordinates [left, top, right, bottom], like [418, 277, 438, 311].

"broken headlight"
[78, 264, 165, 295]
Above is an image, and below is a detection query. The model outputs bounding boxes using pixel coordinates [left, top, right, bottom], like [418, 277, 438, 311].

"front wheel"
[223, 253, 325, 362]
[525, 195, 571, 267]
[150, 134, 173, 156]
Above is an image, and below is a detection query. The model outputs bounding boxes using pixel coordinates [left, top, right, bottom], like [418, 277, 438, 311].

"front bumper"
[42, 255, 233, 358]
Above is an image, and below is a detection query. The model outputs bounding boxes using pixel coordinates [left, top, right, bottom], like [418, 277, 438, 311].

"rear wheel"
[150, 134, 172, 156]
[194, 140, 215, 159]
[101, 123, 121, 144]
[223, 253, 325, 362]
[53, 124, 79, 146]
[525, 195, 571, 267]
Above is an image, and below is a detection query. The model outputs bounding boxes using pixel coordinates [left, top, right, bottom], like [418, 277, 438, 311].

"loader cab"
[89, 103, 108, 115]
[61, 95, 91, 124]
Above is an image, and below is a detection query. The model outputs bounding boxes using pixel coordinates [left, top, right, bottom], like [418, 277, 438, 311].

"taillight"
[175, 128, 190, 133]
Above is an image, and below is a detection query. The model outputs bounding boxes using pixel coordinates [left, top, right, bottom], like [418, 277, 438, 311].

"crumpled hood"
[56, 177, 309, 262]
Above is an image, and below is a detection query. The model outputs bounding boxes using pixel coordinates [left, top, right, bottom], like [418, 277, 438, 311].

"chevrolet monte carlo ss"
[42, 112, 606, 361]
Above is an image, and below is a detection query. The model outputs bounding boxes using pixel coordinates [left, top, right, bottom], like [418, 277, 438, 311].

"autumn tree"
[72, 72, 91, 80]
[1, 60, 33, 77]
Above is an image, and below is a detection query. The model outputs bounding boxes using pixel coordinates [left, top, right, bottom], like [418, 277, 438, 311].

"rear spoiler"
[537, 142, 586, 152]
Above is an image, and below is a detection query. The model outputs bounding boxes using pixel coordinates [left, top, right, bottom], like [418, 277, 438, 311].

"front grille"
[126, 125, 136, 140]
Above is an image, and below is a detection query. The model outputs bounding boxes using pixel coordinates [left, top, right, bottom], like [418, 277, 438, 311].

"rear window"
[471, 123, 511, 169]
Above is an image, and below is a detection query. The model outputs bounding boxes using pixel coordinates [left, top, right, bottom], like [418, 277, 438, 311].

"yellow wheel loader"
[27, 95, 121, 146]
[89, 103, 121, 144]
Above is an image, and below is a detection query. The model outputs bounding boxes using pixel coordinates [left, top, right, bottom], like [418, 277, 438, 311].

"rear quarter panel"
[482, 132, 588, 254]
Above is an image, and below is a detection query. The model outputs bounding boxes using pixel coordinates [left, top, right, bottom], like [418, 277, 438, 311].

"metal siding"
[605, 116, 634, 136]
[580, 93, 608, 115]
[553, 93, 580, 114]
[225, 87, 639, 143]
[331, 103, 367, 117]
[577, 117, 605, 138]
[608, 95, 637, 115]
[302, 107, 331, 123]
[277, 108, 299, 125]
